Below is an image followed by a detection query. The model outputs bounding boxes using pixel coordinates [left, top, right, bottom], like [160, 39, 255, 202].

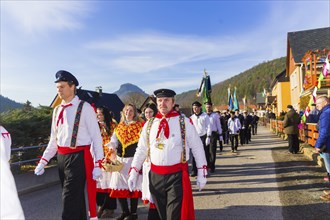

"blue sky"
[1, 1, 329, 106]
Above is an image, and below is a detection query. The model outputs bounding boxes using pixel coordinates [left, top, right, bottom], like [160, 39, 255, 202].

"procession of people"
[0, 69, 328, 220]
[30, 70, 262, 220]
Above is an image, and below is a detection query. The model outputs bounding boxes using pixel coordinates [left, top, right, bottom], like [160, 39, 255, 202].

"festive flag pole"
[196, 69, 212, 111]
[242, 95, 247, 110]
[228, 87, 234, 111]
[233, 87, 239, 110]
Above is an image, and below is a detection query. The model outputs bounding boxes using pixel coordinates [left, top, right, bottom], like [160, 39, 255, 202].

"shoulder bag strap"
[70, 101, 85, 147]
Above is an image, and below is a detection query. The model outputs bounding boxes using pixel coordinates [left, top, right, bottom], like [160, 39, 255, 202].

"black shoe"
[190, 173, 197, 177]
[124, 213, 138, 220]
[210, 168, 215, 173]
[116, 212, 130, 220]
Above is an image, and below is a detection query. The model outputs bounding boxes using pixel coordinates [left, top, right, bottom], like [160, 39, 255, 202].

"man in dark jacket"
[314, 96, 330, 201]
[283, 105, 300, 154]
[251, 112, 259, 135]
[241, 111, 252, 144]
[306, 104, 320, 123]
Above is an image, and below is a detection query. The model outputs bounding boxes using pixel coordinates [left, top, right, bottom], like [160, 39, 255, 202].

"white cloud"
[1, 1, 329, 106]
[85, 33, 251, 73]
[1, 1, 91, 35]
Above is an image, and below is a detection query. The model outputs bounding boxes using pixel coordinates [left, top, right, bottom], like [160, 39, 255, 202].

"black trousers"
[148, 208, 161, 220]
[239, 129, 245, 145]
[96, 192, 117, 210]
[241, 129, 249, 144]
[191, 135, 207, 175]
[149, 170, 182, 220]
[288, 134, 299, 153]
[251, 124, 258, 135]
[117, 197, 138, 214]
[58, 151, 86, 220]
[230, 134, 239, 150]
[209, 131, 218, 171]
[247, 127, 252, 141]
[218, 135, 223, 151]
[223, 131, 229, 144]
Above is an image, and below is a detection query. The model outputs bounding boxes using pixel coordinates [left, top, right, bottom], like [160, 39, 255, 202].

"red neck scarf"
[155, 110, 180, 139]
[56, 103, 73, 126]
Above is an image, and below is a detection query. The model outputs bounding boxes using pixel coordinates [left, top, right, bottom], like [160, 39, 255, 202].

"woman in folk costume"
[107, 104, 144, 220]
[95, 106, 118, 218]
[141, 103, 161, 220]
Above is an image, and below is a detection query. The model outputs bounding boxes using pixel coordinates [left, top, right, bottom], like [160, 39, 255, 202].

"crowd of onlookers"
[279, 96, 330, 201]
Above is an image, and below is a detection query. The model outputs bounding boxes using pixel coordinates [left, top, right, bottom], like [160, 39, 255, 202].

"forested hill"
[0, 95, 24, 112]
[176, 57, 286, 107]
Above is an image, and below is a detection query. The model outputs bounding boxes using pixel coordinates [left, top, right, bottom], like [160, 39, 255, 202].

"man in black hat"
[205, 101, 222, 173]
[128, 89, 207, 220]
[283, 104, 300, 154]
[306, 103, 320, 123]
[34, 70, 104, 220]
[189, 101, 211, 177]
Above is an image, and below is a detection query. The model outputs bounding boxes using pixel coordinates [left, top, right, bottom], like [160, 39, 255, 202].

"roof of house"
[288, 27, 330, 63]
[140, 95, 156, 111]
[51, 89, 124, 122]
[270, 69, 289, 88]
[77, 89, 124, 122]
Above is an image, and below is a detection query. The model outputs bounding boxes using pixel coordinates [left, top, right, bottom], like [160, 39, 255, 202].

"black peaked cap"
[192, 101, 202, 107]
[55, 70, 79, 86]
[154, 89, 176, 98]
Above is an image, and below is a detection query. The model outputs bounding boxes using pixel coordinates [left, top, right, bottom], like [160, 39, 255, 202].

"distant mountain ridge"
[0, 95, 24, 113]
[1, 57, 286, 112]
[114, 83, 148, 99]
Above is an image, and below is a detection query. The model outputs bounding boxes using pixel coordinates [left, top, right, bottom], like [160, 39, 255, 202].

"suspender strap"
[146, 115, 186, 162]
[179, 115, 186, 163]
[70, 101, 85, 148]
[146, 117, 155, 160]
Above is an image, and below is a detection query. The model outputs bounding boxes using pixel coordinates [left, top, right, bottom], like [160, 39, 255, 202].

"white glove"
[127, 168, 139, 192]
[205, 137, 210, 146]
[92, 167, 102, 180]
[196, 168, 207, 191]
[34, 160, 47, 175]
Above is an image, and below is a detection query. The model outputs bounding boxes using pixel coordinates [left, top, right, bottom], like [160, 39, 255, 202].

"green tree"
[0, 105, 53, 163]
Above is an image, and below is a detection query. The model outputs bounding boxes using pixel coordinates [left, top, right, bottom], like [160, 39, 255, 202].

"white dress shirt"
[207, 112, 222, 134]
[41, 96, 103, 162]
[190, 112, 211, 137]
[228, 117, 242, 134]
[131, 116, 207, 169]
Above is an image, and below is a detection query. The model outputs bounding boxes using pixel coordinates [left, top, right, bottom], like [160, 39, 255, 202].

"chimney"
[96, 86, 102, 96]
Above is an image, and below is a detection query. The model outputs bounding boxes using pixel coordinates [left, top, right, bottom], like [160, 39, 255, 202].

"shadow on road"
[195, 203, 329, 220]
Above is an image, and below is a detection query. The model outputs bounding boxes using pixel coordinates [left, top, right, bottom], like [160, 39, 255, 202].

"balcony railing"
[303, 71, 330, 91]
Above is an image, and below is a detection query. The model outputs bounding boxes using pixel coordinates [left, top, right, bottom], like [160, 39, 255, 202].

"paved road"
[19, 126, 330, 219]
[193, 128, 282, 220]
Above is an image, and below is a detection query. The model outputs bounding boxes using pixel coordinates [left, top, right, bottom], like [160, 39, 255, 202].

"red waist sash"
[151, 163, 195, 220]
[58, 145, 97, 218]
